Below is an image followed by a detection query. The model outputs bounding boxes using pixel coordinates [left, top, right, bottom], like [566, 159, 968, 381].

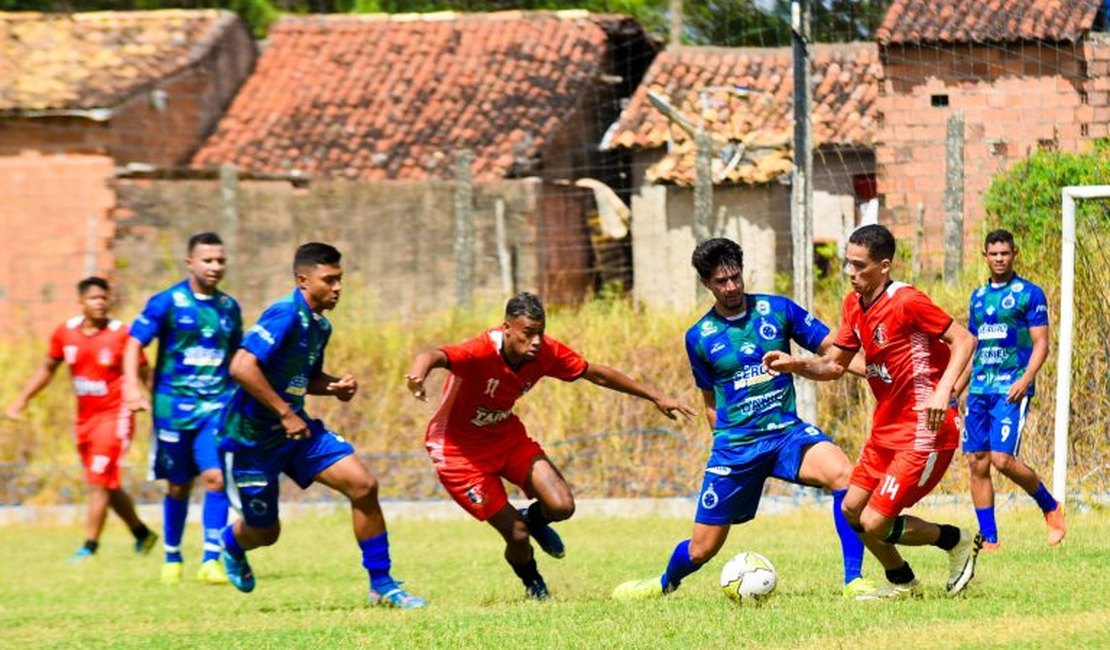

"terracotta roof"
[0, 10, 241, 113]
[602, 43, 879, 185]
[192, 11, 636, 181]
[877, 0, 1101, 45]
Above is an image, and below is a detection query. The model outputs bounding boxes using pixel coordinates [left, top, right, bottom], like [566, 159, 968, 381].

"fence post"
[694, 132, 713, 242]
[494, 197, 513, 296]
[944, 112, 965, 285]
[219, 163, 240, 289]
[913, 202, 925, 282]
[454, 150, 475, 308]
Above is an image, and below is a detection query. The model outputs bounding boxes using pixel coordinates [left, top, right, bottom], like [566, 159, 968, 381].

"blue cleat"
[69, 546, 95, 563]
[525, 577, 550, 601]
[519, 507, 565, 559]
[369, 582, 426, 609]
[221, 549, 255, 593]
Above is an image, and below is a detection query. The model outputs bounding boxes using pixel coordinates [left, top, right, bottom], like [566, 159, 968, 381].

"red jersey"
[428, 329, 588, 445]
[48, 316, 133, 423]
[835, 282, 958, 451]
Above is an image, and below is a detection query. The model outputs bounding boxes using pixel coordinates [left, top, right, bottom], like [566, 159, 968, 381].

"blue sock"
[661, 539, 700, 592]
[1031, 483, 1058, 514]
[202, 490, 230, 562]
[220, 524, 245, 560]
[163, 495, 188, 563]
[832, 489, 864, 583]
[359, 532, 394, 593]
[975, 506, 999, 543]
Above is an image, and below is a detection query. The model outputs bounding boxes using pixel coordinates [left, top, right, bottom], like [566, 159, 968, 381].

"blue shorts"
[223, 419, 354, 528]
[963, 393, 1030, 456]
[150, 408, 224, 484]
[695, 422, 832, 526]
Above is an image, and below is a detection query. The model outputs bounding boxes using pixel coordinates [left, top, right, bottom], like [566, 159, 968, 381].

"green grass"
[2, 504, 1108, 649]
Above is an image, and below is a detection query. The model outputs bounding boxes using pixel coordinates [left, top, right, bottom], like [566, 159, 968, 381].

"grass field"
[3, 504, 1108, 649]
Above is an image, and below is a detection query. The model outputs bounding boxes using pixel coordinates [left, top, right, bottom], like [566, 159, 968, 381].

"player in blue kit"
[125, 232, 241, 585]
[613, 238, 874, 600]
[957, 229, 1065, 550]
[216, 242, 425, 609]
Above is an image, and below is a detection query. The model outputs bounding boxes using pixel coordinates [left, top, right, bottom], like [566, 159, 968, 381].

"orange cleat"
[1045, 504, 1067, 546]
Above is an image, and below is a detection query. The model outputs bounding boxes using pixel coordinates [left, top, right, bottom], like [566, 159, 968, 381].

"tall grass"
[3, 253, 1106, 503]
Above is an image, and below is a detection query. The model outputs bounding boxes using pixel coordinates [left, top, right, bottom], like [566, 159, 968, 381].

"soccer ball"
[719, 551, 777, 604]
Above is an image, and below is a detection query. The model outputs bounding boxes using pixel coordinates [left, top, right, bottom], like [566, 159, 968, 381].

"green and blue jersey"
[967, 275, 1049, 396]
[685, 294, 829, 450]
[222, 288, 331, 449]
[131, 280, 242, 430]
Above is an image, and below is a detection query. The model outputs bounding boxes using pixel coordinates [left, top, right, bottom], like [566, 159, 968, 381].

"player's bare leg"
[990, 451, 1066, 545]
[106, 487, 158, 555]
[797, 443, 871, 596]
[519, 457, 573, 559]
[489, 504, 548, 600]
[83, 484, 111, 550]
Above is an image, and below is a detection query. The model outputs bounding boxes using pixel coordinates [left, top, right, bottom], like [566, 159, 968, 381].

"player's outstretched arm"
[123, 337, 150, 413]
[5, 357, 61, 420]
[815, 333, 866, 377]
[405, 349, 448, 402]
[581, 363, 696, 420]
[763, 346, 855, 381]
[308, 372, 358, 402]
[229, 349, 310, 439]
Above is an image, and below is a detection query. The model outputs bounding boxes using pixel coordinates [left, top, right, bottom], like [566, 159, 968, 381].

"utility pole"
[792, 0, 816, 422]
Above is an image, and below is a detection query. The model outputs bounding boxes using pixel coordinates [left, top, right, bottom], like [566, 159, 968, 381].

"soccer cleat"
[854, 579, 923, 601]
[160, 561, 184, 585]
[980, 540, 1002, 553]
[524, 577, 551, 601]
[519, 507, 565, 559]
[842, 577, 879, 599]
[368, 583, 427, 609]
[134, 532, 158, 556]
[69, 547, 95, 563]
[945, 529, 982, 597]
[196, 558, 230, 585]
[611, 577, 665, 601]
[221, 550, 255, 593]
[1045, 505, 1067, 546]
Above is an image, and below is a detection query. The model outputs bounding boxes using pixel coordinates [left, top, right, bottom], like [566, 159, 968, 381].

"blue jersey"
[968, 274, 1049, 396]
[222, 287, 331, 449]
[130, 280, 242, 430]
[685, 294, 829, 449]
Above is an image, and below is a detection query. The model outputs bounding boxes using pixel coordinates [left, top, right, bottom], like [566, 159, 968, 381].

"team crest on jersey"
[758, 322, 778, 341]
[97, 347, 113, 366]
[1012, 282, 1024, 293]
[172, 291, 190, 308]
[1001, 294, 1016, 310]
[756, 300, 770, 315]
[465, 485, 485, 505]
[701, 484, 719, 509]
[700, 320, 719, 336]
[872, 324, 888, 347]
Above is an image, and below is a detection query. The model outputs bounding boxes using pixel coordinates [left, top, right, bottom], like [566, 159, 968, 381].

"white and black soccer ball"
[719, 551, 777, 604]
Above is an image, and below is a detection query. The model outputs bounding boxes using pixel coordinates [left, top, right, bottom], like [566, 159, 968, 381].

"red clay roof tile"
[877, 0, 1101, 45]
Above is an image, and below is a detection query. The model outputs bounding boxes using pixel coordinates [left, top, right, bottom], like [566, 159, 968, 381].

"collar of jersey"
[858, 280, 895, 313]
[986, 274, 1019, 290]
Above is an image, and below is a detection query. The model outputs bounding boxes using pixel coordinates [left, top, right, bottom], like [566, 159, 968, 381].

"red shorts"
[426, 423, 545, 521]
[75, 409, 133, 490]
[851, 441, 954, 518]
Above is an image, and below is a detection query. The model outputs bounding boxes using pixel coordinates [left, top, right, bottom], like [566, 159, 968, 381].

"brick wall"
[0, 153, 117, 338]
[877, 39, 1109, 268]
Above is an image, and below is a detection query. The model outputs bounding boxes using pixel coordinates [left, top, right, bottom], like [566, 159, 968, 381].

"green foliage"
[1, 508, 1108, 647]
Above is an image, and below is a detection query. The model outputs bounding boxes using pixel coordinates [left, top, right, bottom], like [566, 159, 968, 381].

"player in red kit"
[764, 225, 982, 599]
[6, 277, 157, 561]
[406, 292, 694, 600]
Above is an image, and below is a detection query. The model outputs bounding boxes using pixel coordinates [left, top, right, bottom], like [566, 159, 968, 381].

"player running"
[764, 224, 982, 599]
[957, 229, 1065, 550]
[124, 232, 242, 585]
[7, 277, 158, 561]
[217, 243, 425, 608]
[406, 291, 694, 601]
[612, 237, 875, 601]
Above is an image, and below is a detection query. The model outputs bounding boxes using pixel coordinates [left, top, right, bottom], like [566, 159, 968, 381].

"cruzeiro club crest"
[701, 484, 719, 510]
[1001, 294, 1016, 310]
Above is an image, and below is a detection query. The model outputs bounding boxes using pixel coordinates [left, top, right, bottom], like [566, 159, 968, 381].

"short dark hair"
[187, 232, 223, 253]
[691, 238, 744, 280]
[505, 292, 545, 321]
[293, 242, 342, 274]
[848, 224, 896, 262]
[77, 276, 109, 295]
[984, 228, 1016, 250]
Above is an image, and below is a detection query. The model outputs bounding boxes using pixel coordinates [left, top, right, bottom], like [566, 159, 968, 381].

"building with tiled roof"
[875, 0, 1110, 267]
[0, 10, 255, 336]
[603, 43, 880, 186]
[192, 11, 654, 182]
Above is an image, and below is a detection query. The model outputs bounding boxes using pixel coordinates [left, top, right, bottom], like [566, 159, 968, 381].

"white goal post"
[1054, 185, 1110, 505]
